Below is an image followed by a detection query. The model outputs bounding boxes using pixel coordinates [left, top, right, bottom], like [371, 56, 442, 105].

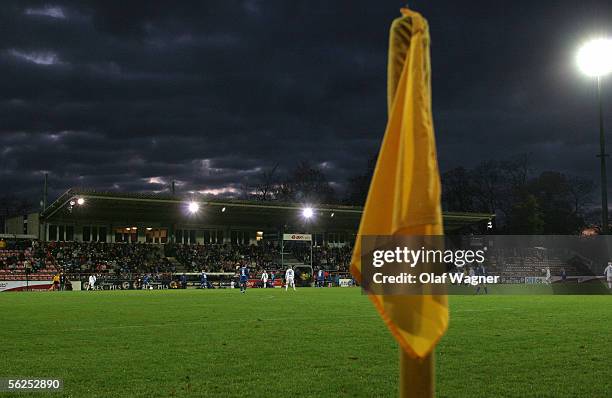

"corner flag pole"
[391, 7, 438, 398]
[350, 6, 445, 397]
[400, 350, 434, 397]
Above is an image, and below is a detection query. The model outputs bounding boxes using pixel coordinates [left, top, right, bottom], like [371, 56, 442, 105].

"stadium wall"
[36, 220, 352, 247]
[5, 213, 39, 236]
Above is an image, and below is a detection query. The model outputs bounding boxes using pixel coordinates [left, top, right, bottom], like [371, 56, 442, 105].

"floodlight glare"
[76, 197, 85, 205]
[577, 38, 612, 77]
[302, 207, 314, 219]
[188, 201, 200, 213]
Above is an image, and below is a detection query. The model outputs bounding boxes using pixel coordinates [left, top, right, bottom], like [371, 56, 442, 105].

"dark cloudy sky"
[1, 0, 612, 202]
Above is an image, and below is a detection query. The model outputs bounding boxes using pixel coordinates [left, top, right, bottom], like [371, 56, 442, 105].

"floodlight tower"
[577, 38, 612, 233]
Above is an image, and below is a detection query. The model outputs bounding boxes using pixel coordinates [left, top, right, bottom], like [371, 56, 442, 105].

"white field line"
[63, 315, 379, 332]
[54, 307, 514, 333]
[0, 307, 514, 335]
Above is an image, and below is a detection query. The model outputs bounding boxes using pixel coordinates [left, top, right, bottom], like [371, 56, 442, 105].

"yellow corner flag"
[350, 6, 448, 390]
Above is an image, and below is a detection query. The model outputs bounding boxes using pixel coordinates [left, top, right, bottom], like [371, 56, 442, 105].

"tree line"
[440, 155, 596, 234]
[247, 154, 598, 234]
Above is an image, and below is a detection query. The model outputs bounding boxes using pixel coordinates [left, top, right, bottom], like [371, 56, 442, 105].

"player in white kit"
[604, 262, 612, 289]
[88, 274, 96, 290]
[261, 270, 269, 288]
[285, 267, 296, 291]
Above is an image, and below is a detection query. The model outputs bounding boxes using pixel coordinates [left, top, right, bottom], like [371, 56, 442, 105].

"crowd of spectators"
[0, 240, 175, 277]
[174, 242, 353, 274]
[38, 241, 175, 276]
[0, 240, 57, 279]
[1, 239, 354, 283]
[173, 241, 280, 273]
[291, 245, 352, 272]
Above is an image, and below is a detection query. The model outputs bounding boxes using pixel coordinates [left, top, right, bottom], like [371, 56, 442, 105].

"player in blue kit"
[200, 269, 208, 289]
[316, 268, 325, 287]
[239, 264, 249, 293]
[142, 273, 151, 290]
[475, 263, 488, 294]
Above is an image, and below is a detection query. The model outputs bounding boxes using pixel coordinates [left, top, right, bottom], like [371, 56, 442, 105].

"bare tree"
[239, 178, 253, 200]
[501, 153, 532, 190]
[344, 154, 377, 206]
[567, 176, 595, 215]
[254, 164, 279, 201]
[472, 160, 505, 215]
[274, 161, 336, 204]
[442, 167, 476, 212]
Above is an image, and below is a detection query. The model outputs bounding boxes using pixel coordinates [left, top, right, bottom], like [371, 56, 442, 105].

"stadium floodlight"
[188, 201, 200, 214]
[576, 38, 612, 233]
[76, 197, 85, 205]
[577, 38, 612, 77]
[302, 207, 314, 219]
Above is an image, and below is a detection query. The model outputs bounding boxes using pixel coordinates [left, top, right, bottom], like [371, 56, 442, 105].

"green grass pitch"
[0, 288, 610, 397]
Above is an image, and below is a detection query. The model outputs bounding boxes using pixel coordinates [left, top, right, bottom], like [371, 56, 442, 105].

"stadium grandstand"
[442, 235, 609, 287]
[488, 247, 594, 281]
[1, 188, 493, 291]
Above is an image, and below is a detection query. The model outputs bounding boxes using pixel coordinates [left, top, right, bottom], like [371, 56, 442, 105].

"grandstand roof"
[41, 188, 493, 232]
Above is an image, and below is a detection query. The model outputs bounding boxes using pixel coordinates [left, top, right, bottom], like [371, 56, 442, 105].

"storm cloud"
[1, 0, 612, 202]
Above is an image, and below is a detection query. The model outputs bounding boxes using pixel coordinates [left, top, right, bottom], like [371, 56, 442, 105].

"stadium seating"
[0, 245, 58, 280]
[487, 247, 590, 278]
[1, 240, 353, 282]
[3, 239, 599, 285]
